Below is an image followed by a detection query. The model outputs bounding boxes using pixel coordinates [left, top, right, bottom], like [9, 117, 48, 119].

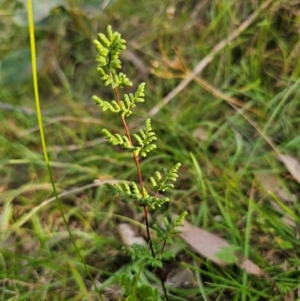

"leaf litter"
[175, 216, 263, 276]
[255, 172, 297, 203]
[278, 154, 300, 184]
[255, 171, 298, 228]
[118, 223, 147, 247]
[117, 211, 279, 294]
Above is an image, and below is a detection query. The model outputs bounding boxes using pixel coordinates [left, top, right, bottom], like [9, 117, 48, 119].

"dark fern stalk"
[93, 26, 186, 301]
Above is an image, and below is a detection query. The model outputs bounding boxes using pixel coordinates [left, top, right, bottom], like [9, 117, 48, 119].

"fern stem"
[111, 73, 145, 196]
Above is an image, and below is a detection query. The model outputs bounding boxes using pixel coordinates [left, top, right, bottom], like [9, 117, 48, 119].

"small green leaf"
[160, 249, 175, 260]
[151, 163, 181, 192]
[215, 245, 240, 264]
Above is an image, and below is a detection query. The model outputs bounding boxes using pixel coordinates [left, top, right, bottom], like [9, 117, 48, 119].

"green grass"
[1, 0, 300, 300]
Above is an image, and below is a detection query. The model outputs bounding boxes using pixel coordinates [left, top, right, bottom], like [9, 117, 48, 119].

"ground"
[0, 0, 300, 300]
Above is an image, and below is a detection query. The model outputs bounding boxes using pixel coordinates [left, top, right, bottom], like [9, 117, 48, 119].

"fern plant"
[93, 26, 187, 301]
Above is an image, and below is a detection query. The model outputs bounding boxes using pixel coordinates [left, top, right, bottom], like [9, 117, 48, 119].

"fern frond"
[112, 72, 132, 88]
[119, 273, 134, 297]
[93, 39, 109, 66]
[105, 182, 141, 200]
[133, 118, 157, 157]
[105, 181, 168, 209]
[108, 82, 145, 116]
[133, 133, 143, 146]
[139, 196, 169, 209]
[92, 96, 120, 113]
[150, 163, 181, 192]
[122, 182, 131, 195]
[124, 244, 162, 268]
[129, 82, 145, 103]
[105, 183, 125, 197]
[171, 211, 187, 229]
[159, 212, 188, 239]
[102, 129, 131, 148]
[93, 26, 132, 89]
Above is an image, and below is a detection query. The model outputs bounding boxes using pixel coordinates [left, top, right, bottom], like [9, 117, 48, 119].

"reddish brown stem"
[112, 79, 144, 196]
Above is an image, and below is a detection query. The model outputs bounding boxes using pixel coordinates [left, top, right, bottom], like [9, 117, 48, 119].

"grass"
[1, 0, 300, 300]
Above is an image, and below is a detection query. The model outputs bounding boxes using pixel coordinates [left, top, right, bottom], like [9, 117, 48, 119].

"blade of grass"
[26, 1, 104, 299]
[69, 261, 92, 301]
[190, 152, 208, 224]
[241, 181, 255, 301]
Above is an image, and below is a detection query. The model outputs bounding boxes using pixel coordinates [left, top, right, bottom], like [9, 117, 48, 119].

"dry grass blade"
[149, 0, 275, 116]
[235, 255, 262, 277]
[166, 265, 197, 289]
[278, 154, 300, 184]
[193, 76, 280, 153]
[11, 180, 124, 231]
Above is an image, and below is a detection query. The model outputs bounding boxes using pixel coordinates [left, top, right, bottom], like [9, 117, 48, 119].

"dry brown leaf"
[281, 216, 296, 228]
[255, 172, 297, 228]
[118, 223, 146, 247]
[235, 254, 262, 276]
[278, 154, 300, 184]
[166, 265, 197, 288]
[179, 218, 230, 266]
[177, 218, 262, 276]
[193, 127, 208, 142]
[255, 172, 296, 202]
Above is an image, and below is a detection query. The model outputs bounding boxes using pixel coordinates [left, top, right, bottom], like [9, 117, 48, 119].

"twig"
[47, 137, 105, 152]
[0, 102, 45, 115]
